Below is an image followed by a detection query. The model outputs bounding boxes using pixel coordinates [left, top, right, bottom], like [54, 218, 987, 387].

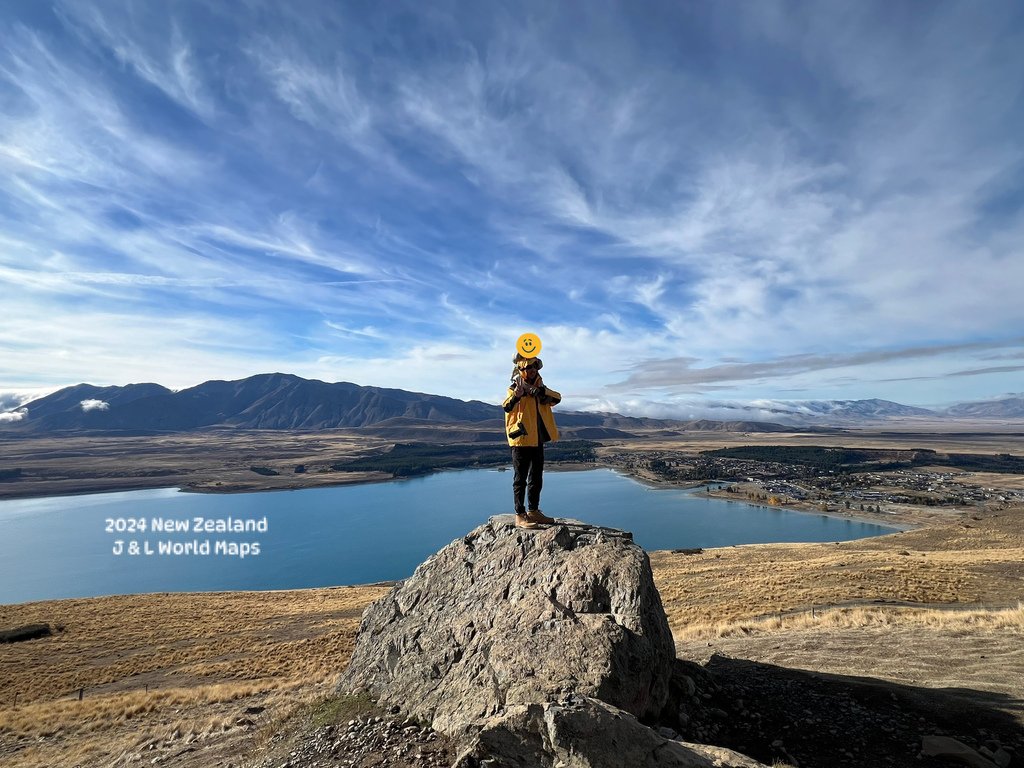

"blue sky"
[1, 0, 1023, 417]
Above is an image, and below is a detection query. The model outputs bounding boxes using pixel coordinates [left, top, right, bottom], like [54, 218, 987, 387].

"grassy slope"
[0, 587, 389, 767]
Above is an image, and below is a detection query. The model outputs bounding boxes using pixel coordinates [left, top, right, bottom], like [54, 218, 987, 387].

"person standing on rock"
[503, 350, 561, 529]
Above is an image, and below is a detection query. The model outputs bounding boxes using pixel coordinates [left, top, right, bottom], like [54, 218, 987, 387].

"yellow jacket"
[502, 374, 561, 447]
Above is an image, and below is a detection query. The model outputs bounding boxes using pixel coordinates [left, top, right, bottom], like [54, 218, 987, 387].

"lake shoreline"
[557, 463, 938, 530]
[0, 459, 940, 530]
[0, 466, 901, 606]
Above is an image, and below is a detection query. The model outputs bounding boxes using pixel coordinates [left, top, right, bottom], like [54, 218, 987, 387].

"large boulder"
[339, 516, 677, 736]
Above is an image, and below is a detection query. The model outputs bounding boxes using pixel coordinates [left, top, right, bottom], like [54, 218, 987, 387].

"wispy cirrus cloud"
[55, 3, 215, 119]
[610, 339, 1024, 392]
[0, 1, 1022, 410]
[947, 365, 1024, 378]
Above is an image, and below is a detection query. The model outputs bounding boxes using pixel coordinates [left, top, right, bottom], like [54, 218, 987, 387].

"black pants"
[511, 445, 544, 515]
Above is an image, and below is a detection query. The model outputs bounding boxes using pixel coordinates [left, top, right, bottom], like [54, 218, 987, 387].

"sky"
[1, 0, 1023, 418]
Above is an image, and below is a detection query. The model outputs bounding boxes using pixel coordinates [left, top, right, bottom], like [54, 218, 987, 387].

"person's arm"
[537, 385, 561, 406]
[503, 385, 523, 413]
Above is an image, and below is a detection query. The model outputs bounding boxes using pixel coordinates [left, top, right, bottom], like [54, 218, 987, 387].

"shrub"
[0, 624, 51, 643]
[308, 692, 382, 727]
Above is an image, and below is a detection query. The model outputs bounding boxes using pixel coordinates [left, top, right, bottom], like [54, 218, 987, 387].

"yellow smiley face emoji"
[516, 333, 542, 358]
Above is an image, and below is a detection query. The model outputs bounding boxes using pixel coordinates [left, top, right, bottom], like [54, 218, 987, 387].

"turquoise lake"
[0, 468, 898, 605]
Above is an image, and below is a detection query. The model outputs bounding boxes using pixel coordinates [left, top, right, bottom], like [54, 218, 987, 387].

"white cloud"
[80, 399, 109, 412]
[0, 408, 28, 423]
[253, 44, 370, 136]
[56, 5, 214, 118]
[0, 389, 53, 410]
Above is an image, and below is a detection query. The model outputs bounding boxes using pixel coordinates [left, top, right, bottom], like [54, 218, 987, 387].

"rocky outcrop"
[338, 516, 773, 767]
[339, 516, 676, 735]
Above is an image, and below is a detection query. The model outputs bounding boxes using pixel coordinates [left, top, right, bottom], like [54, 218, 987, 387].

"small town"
[604, 448, 1024, 519]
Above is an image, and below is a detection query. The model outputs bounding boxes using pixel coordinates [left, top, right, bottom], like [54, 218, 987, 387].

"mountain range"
[704, 396, 1024, 424]
[946, 396, 1024, 419]
[3, 374, 495, 434]
[0, 373, 794, 438]
[2, 374, 1022, 437]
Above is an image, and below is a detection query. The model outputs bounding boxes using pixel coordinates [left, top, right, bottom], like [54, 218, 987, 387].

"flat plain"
[0, 430, 394, 500]
[2, 420, 1022, 500]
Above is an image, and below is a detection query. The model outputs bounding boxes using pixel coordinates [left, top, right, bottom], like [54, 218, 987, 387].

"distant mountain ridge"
[4, 376, 1022, 436]
[765, 398, 938, 423]
[697, 397, 1024, 424]
[8, 374, 498, 434]
[2, 374, 794, 437]
[946, 395, 1024, 419]
[791, 398, 938, 418]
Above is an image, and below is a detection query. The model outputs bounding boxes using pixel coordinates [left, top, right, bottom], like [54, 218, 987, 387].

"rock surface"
[339, 516, 677, 736]
[921, 735, 999, 768]
[453, 693, 766, 768]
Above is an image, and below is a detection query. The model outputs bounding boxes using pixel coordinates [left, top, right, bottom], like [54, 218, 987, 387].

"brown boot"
[527, 509, 555, 524]
[515, 513, 539, 529]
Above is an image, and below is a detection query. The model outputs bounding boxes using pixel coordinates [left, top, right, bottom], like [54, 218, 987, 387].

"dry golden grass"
[649, 505, 1024, 630]
[2, 680, 331, 768]
[2, 679, 275, 738]
[658, 504, 1024, 719]
[965, 471, 1024, 490]
[0, 586, 388, 707]
[0, 585, 388, 767]
[674, 602, 1024, 640]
